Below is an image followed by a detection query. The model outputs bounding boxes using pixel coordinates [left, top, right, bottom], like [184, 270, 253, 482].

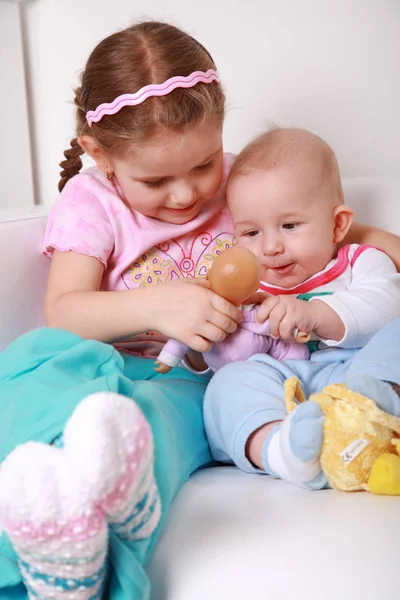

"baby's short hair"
[228, 127, 344, 204]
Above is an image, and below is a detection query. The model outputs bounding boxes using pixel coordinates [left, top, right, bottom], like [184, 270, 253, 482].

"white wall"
[0, 1, 34, 208]
[10, 0, 400, 204]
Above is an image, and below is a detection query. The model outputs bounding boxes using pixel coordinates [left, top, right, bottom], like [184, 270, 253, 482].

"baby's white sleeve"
[309, 248, 400, 348]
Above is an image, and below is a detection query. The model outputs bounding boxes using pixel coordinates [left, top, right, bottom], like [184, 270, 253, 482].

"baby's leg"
[345, 318, 400, 415]
[204, 356, 327, 489]
[0, 392, 160, 599]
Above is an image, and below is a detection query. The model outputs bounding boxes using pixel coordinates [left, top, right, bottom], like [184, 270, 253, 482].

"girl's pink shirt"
[43, 155, 235, 357]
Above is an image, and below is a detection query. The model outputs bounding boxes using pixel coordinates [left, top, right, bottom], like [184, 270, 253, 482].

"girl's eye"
[143, 179, 166, 189]
[282, 223, 298, 230]
[244, 230, 259, 238]
[196, 160, 214, 172]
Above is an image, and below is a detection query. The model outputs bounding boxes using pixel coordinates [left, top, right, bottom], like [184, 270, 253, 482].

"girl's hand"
[151, 278, 242, 352]
[256, 296, 318, 340]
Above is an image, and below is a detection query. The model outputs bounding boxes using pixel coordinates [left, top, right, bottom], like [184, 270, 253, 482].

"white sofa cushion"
[148, 467, 400, 599]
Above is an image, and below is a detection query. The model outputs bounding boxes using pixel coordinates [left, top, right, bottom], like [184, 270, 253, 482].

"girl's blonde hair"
[59, 21, 225, 192]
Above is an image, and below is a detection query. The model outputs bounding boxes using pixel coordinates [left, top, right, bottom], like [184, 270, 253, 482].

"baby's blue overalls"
[204, 319, 400, 473]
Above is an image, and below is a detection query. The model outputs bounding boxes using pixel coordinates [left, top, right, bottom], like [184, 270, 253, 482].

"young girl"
[0, 20, 399, 600]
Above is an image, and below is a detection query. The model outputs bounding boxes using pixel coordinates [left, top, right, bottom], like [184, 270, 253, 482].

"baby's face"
[228, 167, 338, 288]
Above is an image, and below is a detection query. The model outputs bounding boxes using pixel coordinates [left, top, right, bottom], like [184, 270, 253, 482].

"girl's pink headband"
[86, 69, 220, 127]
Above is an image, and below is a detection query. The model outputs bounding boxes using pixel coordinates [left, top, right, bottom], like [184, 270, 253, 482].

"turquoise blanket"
[0, 328, 212, 599]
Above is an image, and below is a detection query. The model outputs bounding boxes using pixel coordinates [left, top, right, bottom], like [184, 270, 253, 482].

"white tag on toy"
[340, 439, 370, 464]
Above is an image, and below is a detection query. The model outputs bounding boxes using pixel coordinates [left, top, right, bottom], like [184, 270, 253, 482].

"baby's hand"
[152, 278, 242, 352]
[257, 296, 317, 341]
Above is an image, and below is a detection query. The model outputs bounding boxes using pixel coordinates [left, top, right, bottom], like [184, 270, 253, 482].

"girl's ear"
[78, 135, 110, 174]
[333, 205, 354, 244]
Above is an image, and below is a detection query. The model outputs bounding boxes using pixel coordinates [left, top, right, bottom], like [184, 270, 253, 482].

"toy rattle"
[154, 246, 310, 374]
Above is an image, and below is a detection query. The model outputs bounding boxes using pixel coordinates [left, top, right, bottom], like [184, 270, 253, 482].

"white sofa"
[1, 178, 400, 600]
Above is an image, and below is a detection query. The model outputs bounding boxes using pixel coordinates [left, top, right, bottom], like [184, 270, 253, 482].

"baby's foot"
[0, 441, 108, 599]
[262, 402, 328, 490]
[63, 392, 161, 540]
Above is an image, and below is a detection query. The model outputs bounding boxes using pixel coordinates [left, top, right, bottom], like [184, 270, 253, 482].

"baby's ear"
[333, 205, 354, 243]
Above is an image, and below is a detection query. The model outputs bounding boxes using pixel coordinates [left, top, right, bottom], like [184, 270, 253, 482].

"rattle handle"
[293, 328, 311, 343]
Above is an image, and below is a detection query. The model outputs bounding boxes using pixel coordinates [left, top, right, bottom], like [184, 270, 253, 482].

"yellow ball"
[368, 453, 400, 495]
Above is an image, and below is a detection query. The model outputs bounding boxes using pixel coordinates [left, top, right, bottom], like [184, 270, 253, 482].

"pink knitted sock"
[63, 392, 161, 540]
[0, 392, 161, 599]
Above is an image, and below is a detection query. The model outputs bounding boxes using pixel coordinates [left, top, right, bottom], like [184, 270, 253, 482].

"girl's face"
[109, 119, 224, 224]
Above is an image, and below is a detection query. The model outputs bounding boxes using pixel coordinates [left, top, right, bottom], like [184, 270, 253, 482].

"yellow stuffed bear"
[284, 377, 400, 494]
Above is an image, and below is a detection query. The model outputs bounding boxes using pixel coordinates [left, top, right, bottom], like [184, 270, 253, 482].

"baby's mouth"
[271, 262, 294, 272]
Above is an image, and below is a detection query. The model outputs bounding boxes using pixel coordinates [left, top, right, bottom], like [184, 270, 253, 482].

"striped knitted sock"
[0, 392, 161, 599]
[0, 442, 108, 600]
[62, 392, 161, 541]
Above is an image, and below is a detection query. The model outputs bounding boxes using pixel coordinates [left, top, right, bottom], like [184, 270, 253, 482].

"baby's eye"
[244, 230, 259, 238]
[282, 223, 298, 230]
[196, 160, 214, 172]
[143, 179, 166, 189]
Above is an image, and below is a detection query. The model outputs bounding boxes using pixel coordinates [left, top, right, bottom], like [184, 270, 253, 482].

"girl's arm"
[45, 250, 241, 348]
[45, 250, 154, 342]
[345, 222, 400, 271]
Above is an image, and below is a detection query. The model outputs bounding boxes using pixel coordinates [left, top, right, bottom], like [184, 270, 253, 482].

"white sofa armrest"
[0, 207, 49, 352]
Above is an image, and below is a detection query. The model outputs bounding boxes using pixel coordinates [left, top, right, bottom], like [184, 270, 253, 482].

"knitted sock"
[0, 392, 161, 599]
[0, 441, 108, 600]
[62, 392, 161, 541]
[262, 402, 328, 490]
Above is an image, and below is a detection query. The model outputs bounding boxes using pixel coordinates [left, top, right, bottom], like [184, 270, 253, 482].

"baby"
[204, 127, 400, 490]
